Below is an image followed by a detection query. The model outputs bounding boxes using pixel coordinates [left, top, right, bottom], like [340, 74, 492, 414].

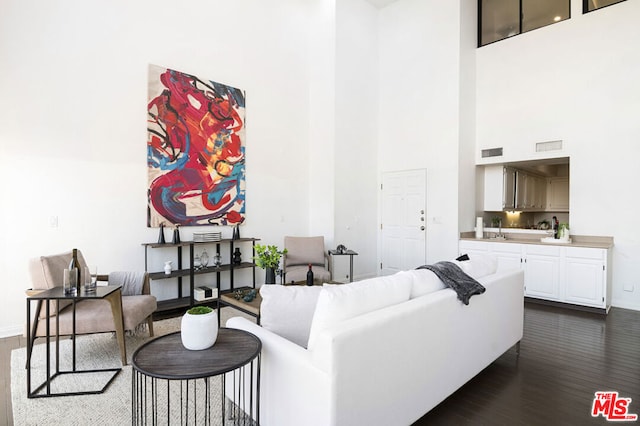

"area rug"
[11, 308, 253, 425]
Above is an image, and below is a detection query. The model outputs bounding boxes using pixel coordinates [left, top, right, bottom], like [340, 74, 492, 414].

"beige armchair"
[27, 250, 157, 365]
[283, 236, 332, 284]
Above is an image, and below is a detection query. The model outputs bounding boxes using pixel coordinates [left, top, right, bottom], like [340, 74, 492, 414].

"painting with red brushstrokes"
[147, 64, 246, 227]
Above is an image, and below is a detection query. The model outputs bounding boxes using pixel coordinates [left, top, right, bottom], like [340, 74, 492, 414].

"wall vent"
[535, 140, 563, 152]
[481, 147, 503, 158]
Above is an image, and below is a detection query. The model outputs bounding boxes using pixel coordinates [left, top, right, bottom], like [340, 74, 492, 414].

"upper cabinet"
[483, 165, 568, 212]
[483, 165, 515, 211]
[548, 177, 569, 211]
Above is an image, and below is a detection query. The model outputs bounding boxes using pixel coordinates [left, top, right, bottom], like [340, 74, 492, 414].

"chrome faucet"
[495, 219, 506, 240]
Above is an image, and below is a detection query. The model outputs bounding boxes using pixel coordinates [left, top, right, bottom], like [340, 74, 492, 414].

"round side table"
[132, 328, 261, 425]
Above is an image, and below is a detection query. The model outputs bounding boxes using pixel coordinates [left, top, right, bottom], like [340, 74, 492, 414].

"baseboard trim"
[524, 297, 607, 315]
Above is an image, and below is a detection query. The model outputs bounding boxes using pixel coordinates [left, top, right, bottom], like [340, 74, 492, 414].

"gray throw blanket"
[417, 261, 485, 305]
[108, 271, 146, 296]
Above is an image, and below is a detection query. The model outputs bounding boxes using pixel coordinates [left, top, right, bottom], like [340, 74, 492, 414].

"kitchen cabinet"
[523, 245, 561, 301]
[563, 247, 608, 308]
[483, 165, 515, 211]
[458, 240, 611, 312]
[484, 166, 548, 211]
[516, 170, 548, 210]
[548, 177, 569, 211]
[489, 242, 522, 272]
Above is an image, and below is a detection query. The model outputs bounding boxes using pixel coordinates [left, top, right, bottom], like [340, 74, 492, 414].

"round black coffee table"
[131, 328, 261, 425]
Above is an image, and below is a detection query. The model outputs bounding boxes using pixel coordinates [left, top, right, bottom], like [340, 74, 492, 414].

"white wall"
[334, 0, 379, 281]
[458, 0, 478, 233]
[378, 0, 463, 264]
[476, 1, 640, 310]
[0, 0, 323, 336]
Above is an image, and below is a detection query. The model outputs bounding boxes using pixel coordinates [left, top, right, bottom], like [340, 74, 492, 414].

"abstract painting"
[147, 64, 246, 227]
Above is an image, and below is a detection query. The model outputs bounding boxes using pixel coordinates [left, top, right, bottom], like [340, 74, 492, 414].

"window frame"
[583, 0, 626, 14]
[478, 0, 571, 47]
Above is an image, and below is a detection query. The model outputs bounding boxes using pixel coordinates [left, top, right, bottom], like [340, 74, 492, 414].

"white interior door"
[380, 169, 427, 275]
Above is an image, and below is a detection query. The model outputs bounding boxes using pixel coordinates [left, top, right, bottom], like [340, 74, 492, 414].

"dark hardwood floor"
[1, 303, 639, 426]
[415, 302, 640, 425]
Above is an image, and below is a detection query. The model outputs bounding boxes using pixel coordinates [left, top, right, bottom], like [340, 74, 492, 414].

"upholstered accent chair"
[27, 250, 157, 365]
[283, 236, 332, 284]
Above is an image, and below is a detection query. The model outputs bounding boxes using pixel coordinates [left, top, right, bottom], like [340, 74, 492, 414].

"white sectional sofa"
[226, 264, 525, 426]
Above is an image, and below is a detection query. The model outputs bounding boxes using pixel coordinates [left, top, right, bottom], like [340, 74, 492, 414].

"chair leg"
[147, 316, 154, 337]
[105, 289, 127, 366]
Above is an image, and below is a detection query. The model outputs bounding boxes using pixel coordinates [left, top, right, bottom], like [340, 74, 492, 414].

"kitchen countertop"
[460, 229, 613, 249]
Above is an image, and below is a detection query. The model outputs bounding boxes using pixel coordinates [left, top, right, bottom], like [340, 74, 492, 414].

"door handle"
[420, 226, 425, 231]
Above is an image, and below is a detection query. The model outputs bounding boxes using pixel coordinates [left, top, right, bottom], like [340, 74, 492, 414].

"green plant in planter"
[186, 305, 213, 315]
[253, 244, 287, 269]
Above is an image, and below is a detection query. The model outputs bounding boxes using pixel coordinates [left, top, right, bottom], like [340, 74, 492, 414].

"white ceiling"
[366, 0, 399, 8]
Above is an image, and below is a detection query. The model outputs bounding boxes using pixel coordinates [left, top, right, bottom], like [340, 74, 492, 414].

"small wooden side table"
[132, 328, 261, 425]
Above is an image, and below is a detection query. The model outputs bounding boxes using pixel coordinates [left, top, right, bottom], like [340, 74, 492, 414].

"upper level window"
[479, 0, 571, 47]
[584, 0, 626, 13]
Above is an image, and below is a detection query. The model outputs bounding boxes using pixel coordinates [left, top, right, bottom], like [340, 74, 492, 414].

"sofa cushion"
[259, 285, 323, 348]
[455, 253, 498, 279]
[404, 269, 446, 299]
[306, 272, 413, 351]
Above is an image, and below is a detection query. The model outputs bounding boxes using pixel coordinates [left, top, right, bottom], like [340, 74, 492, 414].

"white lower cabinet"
[458, 240, 610, 312]
[523, 245, 561, 301]
[488, 242, 522, 272]
[563, 247, 608, 308]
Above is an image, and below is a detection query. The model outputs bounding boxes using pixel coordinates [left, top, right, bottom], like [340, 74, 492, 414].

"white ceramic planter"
[180, 310, 218, 350]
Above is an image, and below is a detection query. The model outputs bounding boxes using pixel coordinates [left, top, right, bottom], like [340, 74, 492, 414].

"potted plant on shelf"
[180, 305, 218, 350]
[253, 244, 287, 284]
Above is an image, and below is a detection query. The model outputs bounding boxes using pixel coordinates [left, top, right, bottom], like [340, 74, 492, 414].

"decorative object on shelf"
[243, 289, 257, 302]
[214, 252, 222, 267]
[194, 254, 202, 270]
[232, 288, 257, 302]
[172, 225, 181, 244]
[164, 261, 173, 275]
[232, 225, 241, 240]
[306, 264, 314, 286]
[201, 249, 209, 268]
[336, 244, 347, 254]
[233, 248, 242, 265]
[147, 64, 246, 227]
[158, 223, 166, 244]
[193, 231, 222, 242]
[253, 244, 287, 284]
[180, 305, 218, 350]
